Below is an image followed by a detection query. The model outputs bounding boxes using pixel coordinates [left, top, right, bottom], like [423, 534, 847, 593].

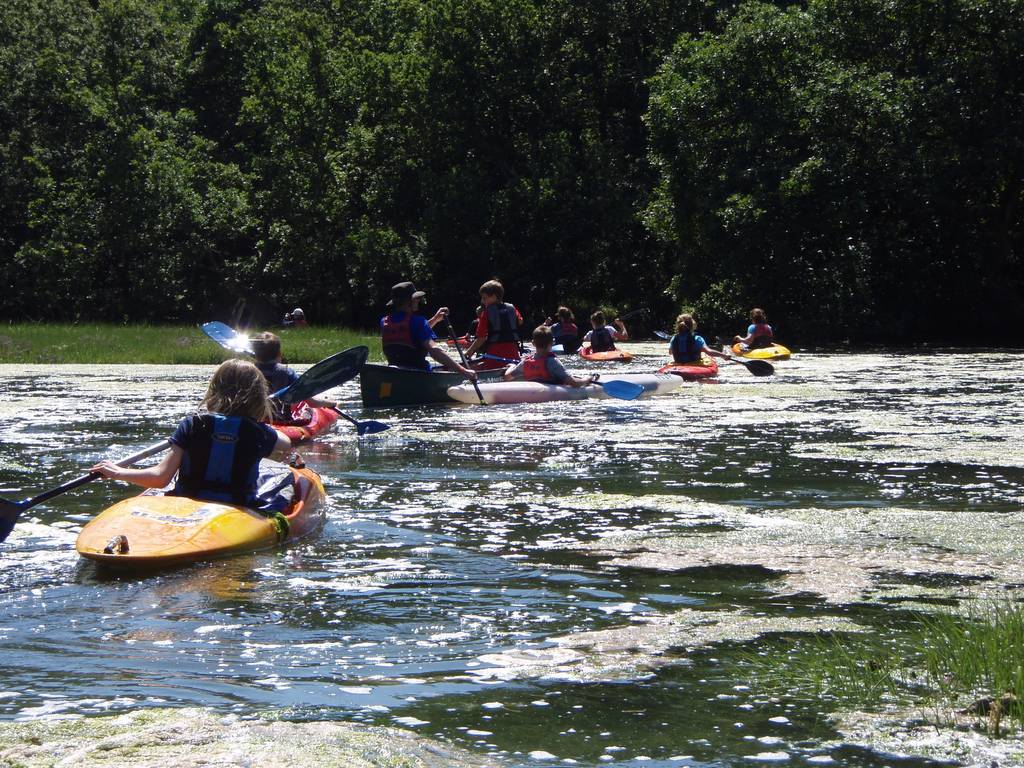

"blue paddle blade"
[653, 330, 671, 340]
[357, 420, 391, 436]
[599, 379, 645, 400]
[0, 502, 22, 543]
[200, 321, 254, 355]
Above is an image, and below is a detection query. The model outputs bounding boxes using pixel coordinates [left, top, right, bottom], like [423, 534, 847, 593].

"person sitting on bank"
[252, 332, 338, 423]
[504, 326, 595, 387]
[465, 279, 523, 369]
[381, 281, 477, 378]
[545, 306, 580, 353]
[669, 314, 731, 364]
[583, 311, 628, 352]
[734, 308, 774, 351]
[283, 308, 308, 328]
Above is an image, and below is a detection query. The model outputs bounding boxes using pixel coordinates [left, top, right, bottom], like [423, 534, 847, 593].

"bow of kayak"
[658, 355, 719, 380]
[731, 343, 791, 360]
[272, 405, 340, 442]
[579, 348, 635, 362]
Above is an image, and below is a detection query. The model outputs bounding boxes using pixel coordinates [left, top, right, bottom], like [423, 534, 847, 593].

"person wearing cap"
[381, 282, 477, 378]
[283, 307, 308, 328]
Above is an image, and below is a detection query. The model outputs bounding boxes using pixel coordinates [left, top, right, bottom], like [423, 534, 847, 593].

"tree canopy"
[2, 0, 1021, 343]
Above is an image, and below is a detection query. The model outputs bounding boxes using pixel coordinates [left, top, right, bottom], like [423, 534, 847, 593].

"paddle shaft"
[6, 440, 171, 516]
[444, 318, 486, 405]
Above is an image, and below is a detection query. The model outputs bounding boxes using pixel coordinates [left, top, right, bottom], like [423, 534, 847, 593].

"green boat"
[359, 364, 504, 407]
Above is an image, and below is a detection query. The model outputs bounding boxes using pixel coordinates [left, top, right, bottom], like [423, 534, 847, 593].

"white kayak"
[447, 374, 683, 405]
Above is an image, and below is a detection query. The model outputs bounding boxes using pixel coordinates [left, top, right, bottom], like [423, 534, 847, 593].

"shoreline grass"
[0, 324, 383, 364]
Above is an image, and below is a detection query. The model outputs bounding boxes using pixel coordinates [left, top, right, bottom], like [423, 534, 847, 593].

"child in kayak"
[252, 332, 338, 423]
[734, 308, 774, 351]
[504, 326, 595, 386]
[546, 307, 580, 353]
[583, 311, 628, 352]
[670, 314, 731, 363]
[466, 280, 524, 369]
[90, 359, 292, 507]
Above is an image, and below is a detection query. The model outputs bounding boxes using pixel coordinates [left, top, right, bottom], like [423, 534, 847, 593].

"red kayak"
[579, 347, 634, 362]
[658, 355, 719, 381]
[445, 335, 473, 349]
[272, 403, 340, 442]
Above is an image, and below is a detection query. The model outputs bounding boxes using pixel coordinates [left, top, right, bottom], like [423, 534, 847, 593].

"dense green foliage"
[2, 0, 1021, 342]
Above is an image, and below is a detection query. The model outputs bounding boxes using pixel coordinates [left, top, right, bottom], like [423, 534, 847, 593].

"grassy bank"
[0, 324, 383, 364]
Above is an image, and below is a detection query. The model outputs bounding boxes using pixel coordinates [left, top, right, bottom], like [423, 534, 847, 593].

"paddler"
[504, 326, 595, 387]
[90, 359, 292, 507]
[545, 306, 580, 353]
[669, 314, 731, 364]
[733, 308, 774, 351]
[583, 311, 628, 352]
[465, 279, 524, 369]
[251, 332, 338, 423]
[380, 281, 477, 377]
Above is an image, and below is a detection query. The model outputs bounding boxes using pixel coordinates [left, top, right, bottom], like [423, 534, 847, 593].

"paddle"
[272, 345, 368, 403]
[617, 307, 650, 322]
[0, 440, 172, 544]
[331, 408, 390, 437]
[200, 321, 254, 355]
[444, 317, 486, 406]
[477, 354, 644, 401]
[655, 330, 773, 376]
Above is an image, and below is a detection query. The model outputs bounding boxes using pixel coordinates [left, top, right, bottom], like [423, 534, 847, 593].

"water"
[0, 347, 1021, 766]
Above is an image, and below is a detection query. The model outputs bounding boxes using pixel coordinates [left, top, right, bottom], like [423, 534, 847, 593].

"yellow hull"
[76, 465, 326, 570]
[732, 342, 791, 360]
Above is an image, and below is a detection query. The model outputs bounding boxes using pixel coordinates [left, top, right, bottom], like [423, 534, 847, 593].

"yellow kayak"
[731, 342, 791, 361]
[76, 462, 326, 570]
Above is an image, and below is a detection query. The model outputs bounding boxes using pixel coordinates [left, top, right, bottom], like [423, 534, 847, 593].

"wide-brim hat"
[387, 281, 426, 307]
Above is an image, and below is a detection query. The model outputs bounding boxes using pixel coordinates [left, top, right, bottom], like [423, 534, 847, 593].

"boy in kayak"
[504, 326, 595, 387]
[670, 314, 732, 364]
[734, 308, 774, 351]
[583, 311, 628, 352]
[90, 359, 292, 507]
[381, 281, 477, 378]
[545, 306, 580, 353]
[252, 332, 338, 423]
[465, 280, 523, 369]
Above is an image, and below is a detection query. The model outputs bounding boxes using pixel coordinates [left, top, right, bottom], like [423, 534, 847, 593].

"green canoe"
[359, 363, 504, 407]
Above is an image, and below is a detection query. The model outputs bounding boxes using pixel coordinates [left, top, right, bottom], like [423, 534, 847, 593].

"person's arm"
[465, 312, 487, 357]
[305, 395, 337, 409]
[427, 307, 450, 329]
[702, 344, 731, 360]
[91, 445, 185, 489]
[503, 360, 526, 381]
[427, 343, 477, 379]
[269, 430, 291, 461]
[612, 320, 628, 340]
[734, 324, 755, 344]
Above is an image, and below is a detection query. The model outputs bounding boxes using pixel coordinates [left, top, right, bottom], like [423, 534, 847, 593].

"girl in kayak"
[90, 359, 292, 507]
[252, 332, 338, 423]
[670, 314, 731, 364]
[583, 311, 628, 352]
[546, 307, 580, 353]
[465, 280, 524, 369]
[734, 308, 774, 351]
[504, 326, 595, 387]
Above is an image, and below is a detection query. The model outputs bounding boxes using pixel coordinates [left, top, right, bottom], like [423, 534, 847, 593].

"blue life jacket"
[590, 326, 615, 352]
[172, 414, 271, 507]
[670, 332, 702, 363]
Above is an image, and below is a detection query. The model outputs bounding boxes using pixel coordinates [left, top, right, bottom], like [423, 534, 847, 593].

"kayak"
[659, 355, 719, 381]
[360, 363, 504, 407]
[445, 335, 472, 349]
[272, 404, 339, 442]
[731, 343, 791, 360]
[447, 374, 683, 405]
[579, 347, 635, 363]
[76, 461, 327, 570]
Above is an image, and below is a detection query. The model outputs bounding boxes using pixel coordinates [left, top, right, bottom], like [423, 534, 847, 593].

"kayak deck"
[447, 374, 682, 405]
[658, 355, 719, 380]
[272, 404, 339, 442]
[731, 342, 791, 360]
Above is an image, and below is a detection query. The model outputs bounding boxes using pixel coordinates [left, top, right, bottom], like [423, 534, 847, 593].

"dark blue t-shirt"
[170, 413, 279, 506]
[256, 361, 299, 395]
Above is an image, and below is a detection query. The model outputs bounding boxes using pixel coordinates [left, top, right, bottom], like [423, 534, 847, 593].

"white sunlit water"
[0, 347, 1022, 766]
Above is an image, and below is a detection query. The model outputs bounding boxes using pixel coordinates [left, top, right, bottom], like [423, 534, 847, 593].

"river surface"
[0, 346, 1021, 766]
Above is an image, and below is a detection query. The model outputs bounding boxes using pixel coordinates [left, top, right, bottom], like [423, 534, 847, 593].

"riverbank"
[0, 324, 381, 364]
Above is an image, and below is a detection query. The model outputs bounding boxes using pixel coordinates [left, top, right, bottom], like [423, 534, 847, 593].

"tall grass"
[0, 324, 383, 364]
[741, 603, 1024, 733]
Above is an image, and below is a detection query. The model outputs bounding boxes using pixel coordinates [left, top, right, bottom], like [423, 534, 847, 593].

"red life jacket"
[382, 314, 413, 347]
[381, 313, 429, 370]
[523, 352, 556, 382]
[752, 322, 773, 338]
